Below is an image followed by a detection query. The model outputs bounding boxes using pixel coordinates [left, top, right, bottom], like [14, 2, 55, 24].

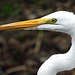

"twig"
[34, 31, 44, 54]
[5, 65, 26, 75]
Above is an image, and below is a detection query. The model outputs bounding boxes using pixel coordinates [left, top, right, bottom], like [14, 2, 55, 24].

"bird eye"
[51, 18, 57, 24]
[45, 18, 57, 24]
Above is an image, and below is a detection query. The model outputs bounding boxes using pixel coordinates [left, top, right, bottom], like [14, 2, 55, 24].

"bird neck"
[37, 33, 75, 75]
[67, 33, 75, 57]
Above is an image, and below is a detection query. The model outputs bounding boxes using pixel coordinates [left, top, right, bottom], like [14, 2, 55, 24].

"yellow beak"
[0, 18, 56, 30]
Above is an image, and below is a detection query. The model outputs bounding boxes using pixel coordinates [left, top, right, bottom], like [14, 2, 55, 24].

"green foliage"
[0, 2, 21, 19]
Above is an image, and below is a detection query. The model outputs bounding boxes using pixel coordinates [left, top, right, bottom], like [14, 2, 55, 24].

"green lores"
[45, 18, 57, 24]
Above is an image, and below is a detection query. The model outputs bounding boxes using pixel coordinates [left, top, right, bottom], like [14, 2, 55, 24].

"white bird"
[0, 11, 75, 75]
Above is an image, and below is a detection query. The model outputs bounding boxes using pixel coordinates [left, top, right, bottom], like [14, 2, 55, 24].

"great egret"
[0, 11, 75, 75]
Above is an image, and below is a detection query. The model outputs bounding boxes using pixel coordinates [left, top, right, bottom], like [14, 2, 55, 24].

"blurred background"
[0, 0, 75, 75]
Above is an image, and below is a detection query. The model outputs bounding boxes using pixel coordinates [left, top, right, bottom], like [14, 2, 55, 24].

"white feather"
[37, 11, 75, 75]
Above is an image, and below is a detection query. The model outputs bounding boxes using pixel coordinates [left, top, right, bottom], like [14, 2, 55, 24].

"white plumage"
[37, 11, 75, 75]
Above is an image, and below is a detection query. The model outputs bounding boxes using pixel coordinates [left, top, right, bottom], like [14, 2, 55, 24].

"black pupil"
[52, 19, 55, 22]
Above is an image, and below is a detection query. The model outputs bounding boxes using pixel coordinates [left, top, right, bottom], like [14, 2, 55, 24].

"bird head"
[0, 11, 75, 35]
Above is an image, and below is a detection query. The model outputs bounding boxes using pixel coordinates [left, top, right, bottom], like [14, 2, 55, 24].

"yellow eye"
[51, 18, 57, 22]
[46, 18, 57, 24]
